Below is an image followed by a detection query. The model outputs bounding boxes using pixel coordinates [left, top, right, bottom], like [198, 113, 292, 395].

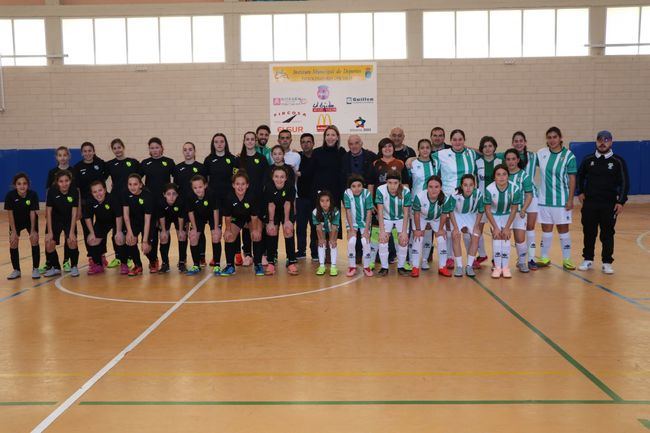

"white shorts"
[417, 217, 440, 232]
[383, 219, 406, 233]
[491, 214, 511, 229]
[513, 213, 527, 231]
[527, 195, 539, 213]
[480, 213, 488, 224]
[538, 205, 572, 225]
[454, 212, 478, 232]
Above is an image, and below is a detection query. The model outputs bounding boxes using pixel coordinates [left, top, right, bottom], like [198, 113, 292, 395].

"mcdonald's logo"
[316, 114, 333, 132]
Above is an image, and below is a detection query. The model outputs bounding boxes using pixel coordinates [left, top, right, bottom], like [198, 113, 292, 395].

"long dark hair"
[210, 133, 231, 155]
[455, 174, 476, 195]
[512, 131, 528, 167]
[545, 126, 563, 147]
[426, 175, 445, 206]
[504, 148, 525, 170]
[315, 190, 337, 224]
[239, 131, 258, 160]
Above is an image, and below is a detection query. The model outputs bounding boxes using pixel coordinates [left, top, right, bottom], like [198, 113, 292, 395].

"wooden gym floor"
[0, 204, 649, 432]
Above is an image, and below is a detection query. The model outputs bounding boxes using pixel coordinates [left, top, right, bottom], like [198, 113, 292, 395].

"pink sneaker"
[120, 263, 129, 275]
[346, 267, 357, 277]
[88, 263, 104, 275]
[363, 267, 373, 277]
[445, 258, 455, 269]
[502, 267, 512, 278]
[491, 267, 502, 278]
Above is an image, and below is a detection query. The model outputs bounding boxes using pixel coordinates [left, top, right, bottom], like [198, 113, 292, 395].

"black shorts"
[93, 222, 115, 239]
[230, 215, 253, 230]
[162, 220, 182, 232]
[52, 222, 76, 245]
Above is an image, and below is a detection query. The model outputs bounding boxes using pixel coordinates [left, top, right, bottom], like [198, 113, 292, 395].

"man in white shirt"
[278, 129, 301, 185]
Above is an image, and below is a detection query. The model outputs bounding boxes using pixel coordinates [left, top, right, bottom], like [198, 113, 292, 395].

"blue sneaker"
[185, 265, 201, 276]
[254, 264, 265, 276]
[221, 265, 236, 276]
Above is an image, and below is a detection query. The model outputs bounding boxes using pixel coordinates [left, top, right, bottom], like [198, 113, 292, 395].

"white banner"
[269, 62, 377, 135]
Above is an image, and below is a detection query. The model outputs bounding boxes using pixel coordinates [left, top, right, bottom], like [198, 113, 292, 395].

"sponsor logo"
[351, 116, 371, 132]
[273, 110, 307, 133]
[312, 101, 337, 113]
[273, 97, 307, 106]
[316, 114, 333, 132]
[346, 96, 375, 104]
[317, 85, 330, 100]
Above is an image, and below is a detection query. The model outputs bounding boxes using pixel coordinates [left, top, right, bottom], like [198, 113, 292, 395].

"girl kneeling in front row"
[312, 190, 340, 276]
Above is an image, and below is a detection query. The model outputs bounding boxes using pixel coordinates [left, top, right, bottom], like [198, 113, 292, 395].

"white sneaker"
[602, 263, 614, 274]
[44, 268, 61, 278]
[578, 260, 593, 271]
[7, 270, 21, 280]
[421, 260, 430, 270]
[31, 268, 41, 279]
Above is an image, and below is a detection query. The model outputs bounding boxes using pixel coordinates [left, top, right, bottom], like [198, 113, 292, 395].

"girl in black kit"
[203, 133, 237, 267]
[122, 174, 155, 277]
[140, 137, 175, 273]
[82, 180, 123, 275]
[221, 172, 264, 276]
[238, 131, 270, 266]
[264, 166, 298, 276]
[158, 183, 187, 274]
[74, 142, 108, 265]
[186, 175, 221, 276]
[44, 170, 80, 278]
[5, 173, 41, 280]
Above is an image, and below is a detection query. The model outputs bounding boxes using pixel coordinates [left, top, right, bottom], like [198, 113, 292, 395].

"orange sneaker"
[438, 267, 452, 277]
[235, 253, 243, 266]
[128, 266, 143, 277]
[149, 260, 159, 274]
[411, 267, 420, 278]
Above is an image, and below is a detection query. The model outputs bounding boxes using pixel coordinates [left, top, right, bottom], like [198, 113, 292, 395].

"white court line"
[636, 230, 650, 253]
[31, 272, 213, 433]
[56, 273, 364, 304]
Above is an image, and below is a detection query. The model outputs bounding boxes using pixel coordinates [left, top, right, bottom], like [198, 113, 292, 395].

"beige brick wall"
[1, 55, 649, 162]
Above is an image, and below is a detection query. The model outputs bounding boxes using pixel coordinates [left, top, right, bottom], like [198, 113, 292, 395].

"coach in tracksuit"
[576, 130, 629, 275]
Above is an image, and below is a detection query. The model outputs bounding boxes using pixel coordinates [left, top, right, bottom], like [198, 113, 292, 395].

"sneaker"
[369, 262, 376, 271]
[44, 268, 61, 278]
[453, 266, 463, 277]
[120, 264, 130, 275]
[178, 262, 187, 273]
[517, 262, 530, 273]
[346, 267, 357, 277]
[602, 263, 614, 275]
[242, 255, 253, 267]
[491, 267, 502, 278]
[221, 265, 236, 276]
[63, 259, 71, 273]
[316, 265, 326, 276]
[128, 266, 143, 277]
[421, 261, 430, 270]
[476, 256, 488, 264]
[311, 256, 319, 262]
[397, 267, 410, 276]
[403, 262, 413, 271]
[235, 253, 243, 266]
[329, 265, 338, 276]
[149, 260, 160, 274]
[107, 258, 121, 268]
[31, 268, 41, 279]
[562, 259, 576, 271]
[265, 263, 276, 276]
[254, 264, 265, 276]
[578, 260, 593, 271]
[212, 265, 221, 276]
[445, 258, 455, 269]
[87, 264, 104, 275]
[363, 267, 374, 277]
[186, 265, 201, 276]
[502, 267, 512, 278]
[88, 257, 96, 267]
[438, 267, 452, 278]
[38, 264, 48, 274]
[158, 263, 170, 274]
[472, 260, 482, 270]
[536, 257, 551, 267]
[101, 255, 109, 267]
[528, 259, 538, 271]
[377, 268, 389, 277]
[70, 266, 80, 277]
[295, 253, 306, 260]
[287, 263, 299, 275]
[465, 265, 476, 277]
[411, 267, 420, 278]
[127, 259, 134, 269]
[7, 270, 21, 280]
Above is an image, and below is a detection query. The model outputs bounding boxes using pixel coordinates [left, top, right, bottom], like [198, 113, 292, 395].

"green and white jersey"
[375, 184, 412, 221]
[508, 169, 533, 205]
[343, 188, 374, 229]
[451, 188, 485, 215]
[409, 158, 439, 194]
[521, 150, 539, 197]
[537, 147, 577, 207]
[484, 181, 522, 216]
[476, 156, 503, 193]
[434, 147, 479, 195]
[311, 208, 341, 233]
[412, 190, 454, 221]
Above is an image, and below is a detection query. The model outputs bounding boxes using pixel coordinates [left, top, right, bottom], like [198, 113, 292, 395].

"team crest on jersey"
[244, 203, 250, 209]
[203, 200, 209, 207]
[162, 161, 168, 167]
[25, 200, 31, 206]
[192, 167, 198, 173]
[282, 191, 286, 197]
[608, 162, 613, 170]
[138, 198, 144, 205]
[66, 196, 73, 203]
[126, 161, 132, 167]
[104, 204, 110, 210]
[173, 206, 179, 212]
[94, 165, 99, 170]
[254, 158, 260, 164]
[226, 158, 231, 164]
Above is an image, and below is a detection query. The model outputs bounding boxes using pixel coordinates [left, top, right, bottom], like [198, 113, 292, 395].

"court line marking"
[30, 273, 213, 433]
[550, 264, 650, 313]
[55, 273, 363, 304]
[470, 276, 623, 402]
[0, 402, 57, 406]
[636, 230, 650, 253]
[0, 278, 56, 303]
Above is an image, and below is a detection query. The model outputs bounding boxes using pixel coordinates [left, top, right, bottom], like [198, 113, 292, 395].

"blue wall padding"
[0, 148, 82, 200]
[570, 141, 648, 195]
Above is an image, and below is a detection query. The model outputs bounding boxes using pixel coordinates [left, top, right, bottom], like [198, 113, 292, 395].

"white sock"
[455, 256, 463, 268]
[347, 236, 357, 268]
[468, 255, 475, 267]
[541, 232, 553, 259]
[370, 241, 379, 265]
[463, 233, 471, 252]
[526, 230, 537, 261]
[478, 235, 486, 257]
[446, 232, 453, 261]
[361, 237, 371, 268]
[501, 240, 510, 268]
[397, 244, 407, 268]
[330, 246, 338, 266]
[493, 239, 502, 267]
[422, 230, 433, 265]
[516, 242, 527, 265]
[437, 236, 447, 268]
[411, 237, 422, 268]
[559, 232, 571, 260]
[318, 245, 326, 266]
[379, 242, 389, 269]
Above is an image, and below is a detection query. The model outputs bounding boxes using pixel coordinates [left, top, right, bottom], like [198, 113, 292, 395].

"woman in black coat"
[310, 126, 347, 208]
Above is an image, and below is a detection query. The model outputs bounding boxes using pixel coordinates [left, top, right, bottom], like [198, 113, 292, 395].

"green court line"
[470, 277, 624, 402]
[79, 400, 650, 406]
[639, 419, 650, 429]
[0, 402, 57, 406]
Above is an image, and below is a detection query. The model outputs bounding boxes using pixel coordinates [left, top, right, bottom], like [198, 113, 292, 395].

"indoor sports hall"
[0, 0, 649, 432]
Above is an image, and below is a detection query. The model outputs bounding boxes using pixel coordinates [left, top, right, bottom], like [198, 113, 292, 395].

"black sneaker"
[397, 267, 410, 276]
[158, 263, 170, 274]
[177, 262, 187, 273]
[377, 268, 389, 277]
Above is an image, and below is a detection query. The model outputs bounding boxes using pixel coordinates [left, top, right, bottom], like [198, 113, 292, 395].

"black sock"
[190, 244, 202, 267]
[212, 242, 222, 266]
[178, 240, 188, 263]
[32, 245, 40, 269]
[266, 235, 279, 263]
[89, 245, 101, 264]
[225, 241, 238, 266]
[130, 245, 142, 267]
[199, 232, 206, 259]
[49, 250, 61, 269]
[160, 242, 170, 264]
[285, 236, 296, 264]
[10, 248, 20, 272]
[253, 240, 263, 266]
[114, 244, 124, 263]
[69, 248, 79, 267]
[63, 244, 71, 263]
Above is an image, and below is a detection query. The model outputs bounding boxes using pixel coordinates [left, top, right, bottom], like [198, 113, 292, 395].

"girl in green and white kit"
[343, 175, 374, 277]
[312, 190, 340, 276]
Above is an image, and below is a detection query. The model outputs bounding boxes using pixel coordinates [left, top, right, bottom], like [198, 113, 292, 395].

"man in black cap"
[576, 130, 629, 274]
